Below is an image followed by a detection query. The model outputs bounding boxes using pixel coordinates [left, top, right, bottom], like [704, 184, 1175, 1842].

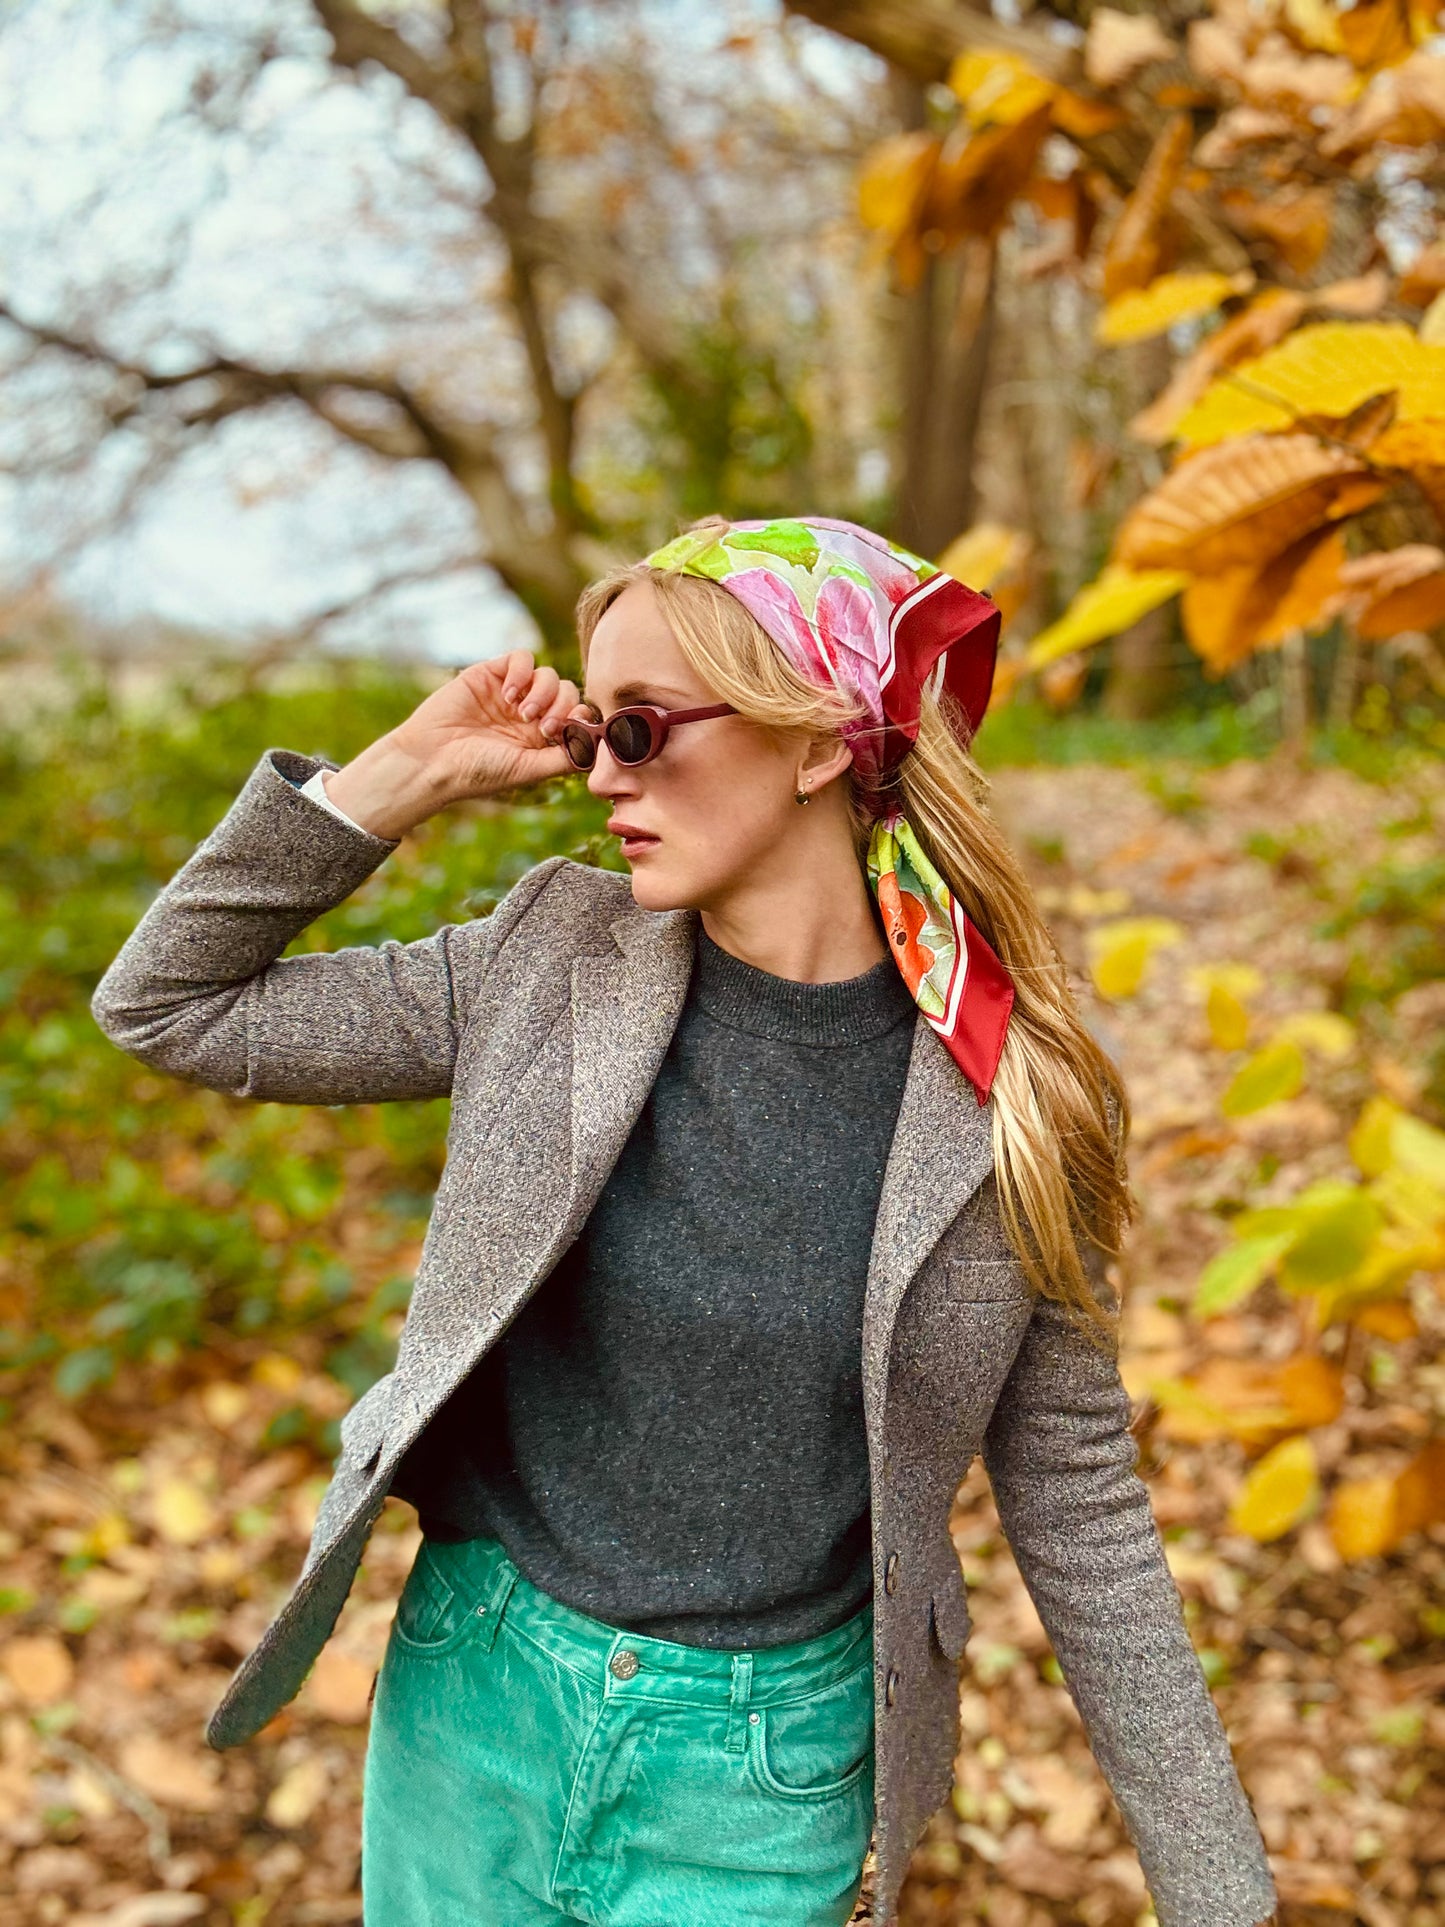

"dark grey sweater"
[390, 916, 918, 1647]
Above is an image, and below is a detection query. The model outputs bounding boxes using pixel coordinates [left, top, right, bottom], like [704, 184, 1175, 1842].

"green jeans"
[362, 1534, 875, 1926]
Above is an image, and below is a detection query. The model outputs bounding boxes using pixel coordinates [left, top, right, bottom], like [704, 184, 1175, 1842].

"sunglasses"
[559, 701, 738, 772]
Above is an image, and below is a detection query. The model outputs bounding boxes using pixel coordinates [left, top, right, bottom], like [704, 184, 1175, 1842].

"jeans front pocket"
[390, 1540, 483, 1658]
[749, 1662, 876, 1803]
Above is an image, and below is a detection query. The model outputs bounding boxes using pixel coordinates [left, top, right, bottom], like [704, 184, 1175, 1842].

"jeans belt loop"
[476, 1560, 518, 1654]
[724, 1652, 754, 1754]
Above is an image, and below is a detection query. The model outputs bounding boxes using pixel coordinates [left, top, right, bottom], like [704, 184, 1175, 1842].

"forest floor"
[2, 748, 1442, 1927]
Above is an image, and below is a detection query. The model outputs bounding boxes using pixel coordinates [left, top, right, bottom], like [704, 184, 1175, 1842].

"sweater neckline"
[690, 922, 916, 1046]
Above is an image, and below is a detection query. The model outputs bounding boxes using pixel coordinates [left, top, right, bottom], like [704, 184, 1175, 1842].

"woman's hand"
[323, 649, 590, 840]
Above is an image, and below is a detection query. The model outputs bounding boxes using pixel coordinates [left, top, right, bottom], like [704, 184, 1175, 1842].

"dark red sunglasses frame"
[559, 701, 737, 772]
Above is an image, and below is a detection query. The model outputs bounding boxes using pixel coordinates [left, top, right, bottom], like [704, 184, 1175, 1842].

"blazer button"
[884, 1552, 899, 1596]
[885, 1667, 898, 1708]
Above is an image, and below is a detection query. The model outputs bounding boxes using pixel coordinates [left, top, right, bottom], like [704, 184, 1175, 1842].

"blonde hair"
[575, 518, 1137, 1352]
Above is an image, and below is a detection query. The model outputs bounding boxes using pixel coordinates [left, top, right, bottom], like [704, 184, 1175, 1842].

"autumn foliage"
[857, 0, 1445, 684]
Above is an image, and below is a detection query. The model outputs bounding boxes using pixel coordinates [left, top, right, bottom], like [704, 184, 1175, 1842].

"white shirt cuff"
[298, 766, 369, 834]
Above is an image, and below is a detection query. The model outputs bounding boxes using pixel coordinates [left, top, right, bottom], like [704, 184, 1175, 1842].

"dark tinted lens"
[606, 712, 657, 764]
[560, 722, 596, 770]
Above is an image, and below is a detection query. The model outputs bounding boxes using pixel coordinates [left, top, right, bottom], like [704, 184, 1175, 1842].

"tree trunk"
[888, 72, 996, 559]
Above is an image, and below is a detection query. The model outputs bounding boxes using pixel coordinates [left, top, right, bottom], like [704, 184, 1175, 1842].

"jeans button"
[609, 1648, 640, 1681]
[885, 1667, 898, 1708]
[884, 1552, 899, 1595]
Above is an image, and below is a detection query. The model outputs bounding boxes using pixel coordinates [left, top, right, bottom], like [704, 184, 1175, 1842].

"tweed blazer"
[90, 747, 1277, 1927]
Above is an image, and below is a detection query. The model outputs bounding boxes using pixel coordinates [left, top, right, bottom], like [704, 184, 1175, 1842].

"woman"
[91, 516, 1278, 1927]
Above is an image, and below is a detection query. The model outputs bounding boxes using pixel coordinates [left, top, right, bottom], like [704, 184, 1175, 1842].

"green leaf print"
[724, 521, 822, 572]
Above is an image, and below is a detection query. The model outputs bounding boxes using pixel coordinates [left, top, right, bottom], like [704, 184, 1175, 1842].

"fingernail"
[520, 701, 539, 718]
[540, 720, 556, 737]
[503, 685, 519, 701]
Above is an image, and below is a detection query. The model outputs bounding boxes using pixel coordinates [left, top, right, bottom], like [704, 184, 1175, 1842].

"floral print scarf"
[643, 516, 1014, 1107]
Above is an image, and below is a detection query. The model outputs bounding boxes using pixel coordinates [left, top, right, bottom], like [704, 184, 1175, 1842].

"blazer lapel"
[561, 900, 698, 1245]
[861, 1017, 996, 1437]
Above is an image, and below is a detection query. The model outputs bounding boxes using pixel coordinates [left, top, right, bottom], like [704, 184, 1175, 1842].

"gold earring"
[795, 786, 811, 805]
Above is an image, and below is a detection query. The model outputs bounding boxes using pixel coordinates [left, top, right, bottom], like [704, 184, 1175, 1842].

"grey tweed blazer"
[90, 748, 1277, 1927]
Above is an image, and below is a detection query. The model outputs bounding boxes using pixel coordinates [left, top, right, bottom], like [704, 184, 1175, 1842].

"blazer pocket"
[930, 1582, 973, 1663]
[946, 1257, 1030, 1303]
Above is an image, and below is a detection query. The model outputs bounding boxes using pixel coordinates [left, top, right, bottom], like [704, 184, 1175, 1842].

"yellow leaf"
[1221, 1037, 1306, 1115]
[200, 1382, 250, 1430]
[1206, 982, 1252, 1050]
[1351, 1094, 1445, 1186]
[856, 132, 939, 240]
[937, 523, 1029, 594]
[1176, 322, 1445, 448]
[152, 1478, 216, 1547]
[1285, 0, 1347, 54]
[266, 1755, 329, 1830]
[1026, 566, 1187, 666]
[1186, 961, 1266, 1000]
[1131, 289, 1308, 444]
[1228, 1434, 1319, 1542]
[1096, 271, 1253, 346]
[1271, 1011, 1355, 1059]
[1421, 291, 1445, 345]
[1086, 917, 1185, 1000]
[947, 50, 1056, 128]
[254, 1352, 304, 1393]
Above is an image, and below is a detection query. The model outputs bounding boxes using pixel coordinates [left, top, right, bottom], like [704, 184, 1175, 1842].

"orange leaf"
[1221, 187, 1332, 276]
[1050, 91, 1126, 139]
[1182, 527, 1348, 671]
[1336, 0, 1415, 70]
[929, 105, 1053, 244]
[1115, 433, 1382, 573]
[1275, 1353, 1347, 1428]
[1351, 1298, 1419, 1340]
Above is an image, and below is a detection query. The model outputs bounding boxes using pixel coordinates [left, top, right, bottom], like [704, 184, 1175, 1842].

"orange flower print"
[876, 873, 935, 993]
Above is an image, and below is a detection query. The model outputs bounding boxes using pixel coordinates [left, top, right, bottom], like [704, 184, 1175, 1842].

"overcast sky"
[0, 0, 872, 663]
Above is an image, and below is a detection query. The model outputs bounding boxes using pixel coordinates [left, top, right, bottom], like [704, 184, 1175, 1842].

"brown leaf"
[1321, 45, 1445, 154]
[1084, 8, 1178, 89]
[1183, 528, 1348, 671]
[1309, 269, 1391, 317]
[1, 1634, 74, 1707]
[1398, 242, 1445, 308]
[303, 1647, 375, 1724]
[116, 1734, 224, 1814]
[1101, 114, 1193, 302]
[929, 105, 1053, 246]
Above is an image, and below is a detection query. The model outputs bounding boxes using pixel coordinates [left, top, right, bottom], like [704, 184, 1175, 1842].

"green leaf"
[1280, 1189, 1384, 1287]
[724, 520, 821, 571]
[1220, 1038, 1306, 1116]
[1194, 1230, 1296, 1316]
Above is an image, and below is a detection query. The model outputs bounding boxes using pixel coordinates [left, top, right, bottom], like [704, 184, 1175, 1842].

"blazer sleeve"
[90, 746, 567, 1106]
[980, 1260, 1278, 1927]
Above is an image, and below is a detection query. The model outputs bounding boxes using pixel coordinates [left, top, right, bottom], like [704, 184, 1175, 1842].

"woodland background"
[1, 3, 1443, 1925]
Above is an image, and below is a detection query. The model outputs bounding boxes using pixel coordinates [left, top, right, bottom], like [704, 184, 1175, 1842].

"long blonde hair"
[575, 519, 1137, 1351]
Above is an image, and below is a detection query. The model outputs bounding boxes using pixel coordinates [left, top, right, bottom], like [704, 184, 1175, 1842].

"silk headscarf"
[643, 515, 1014, 1107]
